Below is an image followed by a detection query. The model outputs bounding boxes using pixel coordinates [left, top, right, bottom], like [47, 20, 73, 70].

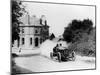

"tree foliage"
[63, 19, 95, 56]
[63, 19, 93, 43]
[49, 33, 55, 40]
[12, 0, 23, 44]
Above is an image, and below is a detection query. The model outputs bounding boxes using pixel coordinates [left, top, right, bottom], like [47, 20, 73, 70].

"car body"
[50, 45, 75, 62]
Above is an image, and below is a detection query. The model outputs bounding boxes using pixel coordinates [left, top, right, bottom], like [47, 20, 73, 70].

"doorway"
[35, 38, 39, 47]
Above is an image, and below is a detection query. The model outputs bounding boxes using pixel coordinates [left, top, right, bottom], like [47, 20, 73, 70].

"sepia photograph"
[11, 0, 96, 74]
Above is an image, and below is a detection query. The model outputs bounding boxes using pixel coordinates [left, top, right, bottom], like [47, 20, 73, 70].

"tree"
[12, 0, 23, 45]
[63, 19, 93, 43]
[49, 33, 55, 40]
[63, 19, 95, 56]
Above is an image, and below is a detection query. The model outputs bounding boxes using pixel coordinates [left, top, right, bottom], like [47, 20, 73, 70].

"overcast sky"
[22, 1, 95, 37]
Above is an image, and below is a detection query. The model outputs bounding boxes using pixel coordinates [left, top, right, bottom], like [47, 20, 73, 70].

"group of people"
[53, 43, 65, 53]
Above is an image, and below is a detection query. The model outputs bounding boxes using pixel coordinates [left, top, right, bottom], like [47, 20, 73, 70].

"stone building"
[14, 13, 49, 49]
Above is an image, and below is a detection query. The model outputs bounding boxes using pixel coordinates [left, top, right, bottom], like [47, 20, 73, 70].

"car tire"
[57, 52, 61, 62]
[50, 52, 53, 59]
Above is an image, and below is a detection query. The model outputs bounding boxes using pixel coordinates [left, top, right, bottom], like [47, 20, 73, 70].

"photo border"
[10, 0, 96, 74]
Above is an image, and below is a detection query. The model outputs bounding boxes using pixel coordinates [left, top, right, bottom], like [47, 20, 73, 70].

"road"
[15, 55, 95, 72]
[14, 40, 95, 73]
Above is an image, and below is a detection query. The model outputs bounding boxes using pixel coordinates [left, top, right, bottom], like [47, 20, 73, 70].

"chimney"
[40, 15, 47, 25]
[31, 15, 37, 25]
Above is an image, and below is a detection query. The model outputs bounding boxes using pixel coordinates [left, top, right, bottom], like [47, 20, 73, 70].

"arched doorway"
[35, 38, 39, 47]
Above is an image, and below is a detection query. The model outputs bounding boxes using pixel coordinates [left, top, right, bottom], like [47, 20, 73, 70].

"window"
[35, 30, 38, 34]
[22, 28, 24, 33]
[22, 38, 24, 45]
[30, 38, 32, 45]
[35, 28, 40, 34]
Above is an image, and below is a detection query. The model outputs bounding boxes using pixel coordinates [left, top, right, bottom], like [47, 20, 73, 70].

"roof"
[19, 13, 49, 27]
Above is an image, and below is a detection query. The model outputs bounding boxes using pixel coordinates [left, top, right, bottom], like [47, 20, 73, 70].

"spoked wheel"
[57, 52, 61, 62]
[50, 52, 53, 59]
[70, 51, 76, 61]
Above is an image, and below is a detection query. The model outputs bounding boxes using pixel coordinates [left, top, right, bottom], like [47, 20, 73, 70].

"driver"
[53, 44, 59, 53]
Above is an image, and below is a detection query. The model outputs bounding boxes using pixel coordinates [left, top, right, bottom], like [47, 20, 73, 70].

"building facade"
[14, 13, 49, 49]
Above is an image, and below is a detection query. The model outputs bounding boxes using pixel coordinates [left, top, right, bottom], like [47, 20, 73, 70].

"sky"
[22, 1, 95, 37]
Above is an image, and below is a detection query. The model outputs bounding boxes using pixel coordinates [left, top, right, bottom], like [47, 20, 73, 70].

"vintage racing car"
[50, 44, 75, 62]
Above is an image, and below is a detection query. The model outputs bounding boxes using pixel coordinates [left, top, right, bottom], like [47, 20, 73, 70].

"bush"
[68, 41, 95, 57]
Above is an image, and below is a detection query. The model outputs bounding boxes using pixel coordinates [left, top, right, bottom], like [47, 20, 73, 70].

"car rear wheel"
[71, 51, 76, 61]
[57, 52, 61, 62]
